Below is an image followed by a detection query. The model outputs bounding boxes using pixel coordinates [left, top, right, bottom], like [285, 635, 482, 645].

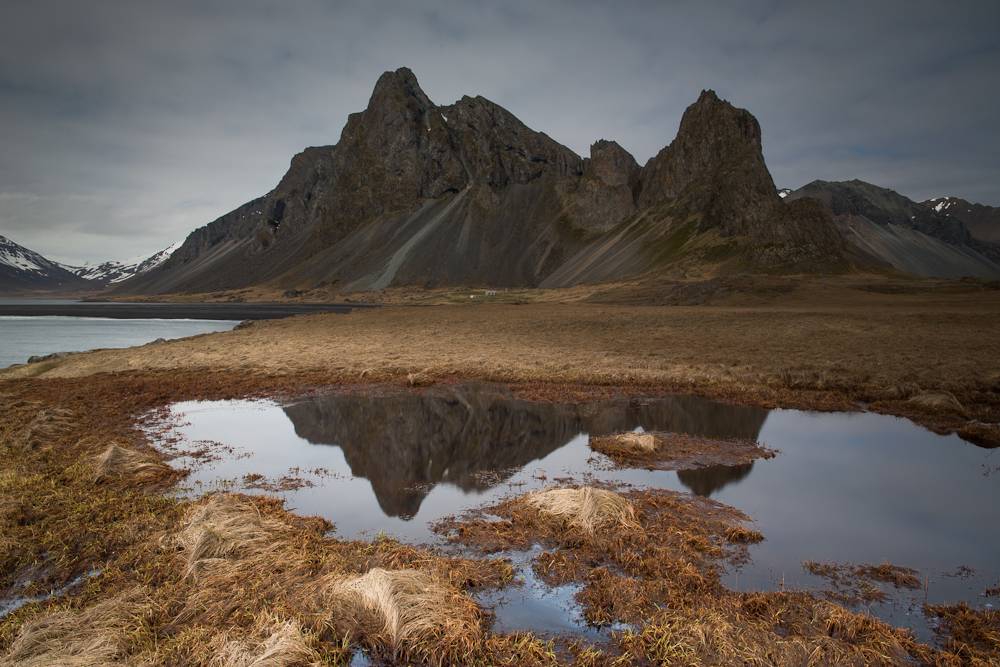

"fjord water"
[153, 384, 999, 638]
[0, 299, 236, 367]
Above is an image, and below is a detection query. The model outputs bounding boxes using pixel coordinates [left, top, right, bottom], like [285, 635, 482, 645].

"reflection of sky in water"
[152, 386, 999, 638]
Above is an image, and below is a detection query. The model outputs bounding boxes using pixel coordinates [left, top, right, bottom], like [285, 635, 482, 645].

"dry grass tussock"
[326, 567, 484, 663]
[0, 588, 151, 667]
[612, 432, 656, 453]
[907, 391, 969, 416]
[523, 487, 639, 534]
[174, 494, 294, 581]
[164, 494, 503, 664]
[93, 443, 177, 489]
[212, 615, 323, 667]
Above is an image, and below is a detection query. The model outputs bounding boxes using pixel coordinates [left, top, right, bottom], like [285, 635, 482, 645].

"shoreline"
[0, 301, 371, 320]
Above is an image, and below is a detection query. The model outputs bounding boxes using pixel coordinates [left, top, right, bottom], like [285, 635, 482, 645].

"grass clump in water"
[523, 487, 639, 535]
[590, 430, 775, 471]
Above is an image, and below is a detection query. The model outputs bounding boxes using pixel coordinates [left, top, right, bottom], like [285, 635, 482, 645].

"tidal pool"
[149, 383, 999, 639]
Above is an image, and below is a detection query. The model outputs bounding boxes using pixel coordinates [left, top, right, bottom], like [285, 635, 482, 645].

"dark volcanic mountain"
[786, 180, 1000, 279]
[923, 196, 1000, 244]
[0, 235, 92, 293]
[118, 68, 852, 295]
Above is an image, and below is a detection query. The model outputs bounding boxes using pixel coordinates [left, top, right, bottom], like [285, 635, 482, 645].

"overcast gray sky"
[2, 0, 998, 264]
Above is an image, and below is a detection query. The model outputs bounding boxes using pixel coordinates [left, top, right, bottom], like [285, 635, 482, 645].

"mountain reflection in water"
[282, 384, 767, 516]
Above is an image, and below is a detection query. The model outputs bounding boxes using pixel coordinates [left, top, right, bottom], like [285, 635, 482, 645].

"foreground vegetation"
[1, 368, 998, 665]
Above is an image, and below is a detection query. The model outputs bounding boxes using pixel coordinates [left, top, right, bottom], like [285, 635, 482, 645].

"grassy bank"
[6, 286, 999, 444]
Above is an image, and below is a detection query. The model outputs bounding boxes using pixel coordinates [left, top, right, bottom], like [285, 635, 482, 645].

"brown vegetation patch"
[924, 603, 1000, 665]
[438, 485, 758, 622]
[437, 484, 995, 665]
[6, 284, 1000, 445]
[590, 430, 776, 470]
[803, 561, 922, 605]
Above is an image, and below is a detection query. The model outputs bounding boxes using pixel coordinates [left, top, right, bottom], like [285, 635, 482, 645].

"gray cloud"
[1, 0, 998, 263]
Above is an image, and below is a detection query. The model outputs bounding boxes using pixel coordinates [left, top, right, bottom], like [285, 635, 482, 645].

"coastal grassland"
[0, 372, 998, 664]
[9, 276, 1000, 444]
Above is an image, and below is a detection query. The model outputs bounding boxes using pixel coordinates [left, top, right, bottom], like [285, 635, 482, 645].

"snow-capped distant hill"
[0, 235, 184, 293]
[64, 241, 183, 285]
[0, 235, 93, 292]
[923, 196, 1000, 243]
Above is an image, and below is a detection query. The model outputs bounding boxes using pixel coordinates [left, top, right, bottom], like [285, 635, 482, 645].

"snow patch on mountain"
[1, 235, 60, 274]
[63, 241, 183, 284]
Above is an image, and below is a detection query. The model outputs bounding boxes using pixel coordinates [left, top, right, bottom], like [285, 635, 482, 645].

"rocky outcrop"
[118, 69, 858, 296]
[637, 90, 846, 264]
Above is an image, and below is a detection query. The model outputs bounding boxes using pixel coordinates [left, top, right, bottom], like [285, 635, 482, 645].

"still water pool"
[150, 384, 999, 639]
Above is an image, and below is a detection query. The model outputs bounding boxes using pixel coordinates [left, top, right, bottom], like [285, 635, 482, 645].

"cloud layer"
[2, 0, 998, 263]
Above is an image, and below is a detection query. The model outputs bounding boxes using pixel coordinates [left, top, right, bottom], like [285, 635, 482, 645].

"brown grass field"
[9, 276, 1000, 444]
[2, 276, 1000, 664]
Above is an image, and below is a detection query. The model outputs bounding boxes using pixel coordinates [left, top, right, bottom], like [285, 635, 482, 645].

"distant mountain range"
[0, 235, 93, 292]
[4, 67, 999, 295]
[0, 236, 181, 293]
[63, 242, 182, 285]
[784, 181, 1000, 279]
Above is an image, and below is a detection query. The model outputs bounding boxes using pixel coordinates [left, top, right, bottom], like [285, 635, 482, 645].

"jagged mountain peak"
[366, 66, 435, 116]
[638, 88, 771, 214]
[118, 72, 860, 295]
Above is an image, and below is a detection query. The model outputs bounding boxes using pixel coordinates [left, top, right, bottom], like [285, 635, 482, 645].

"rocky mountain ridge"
[117, 67, 854, 295]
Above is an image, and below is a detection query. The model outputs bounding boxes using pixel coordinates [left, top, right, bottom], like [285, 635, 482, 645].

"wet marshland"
[146, 383, 999, 642]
